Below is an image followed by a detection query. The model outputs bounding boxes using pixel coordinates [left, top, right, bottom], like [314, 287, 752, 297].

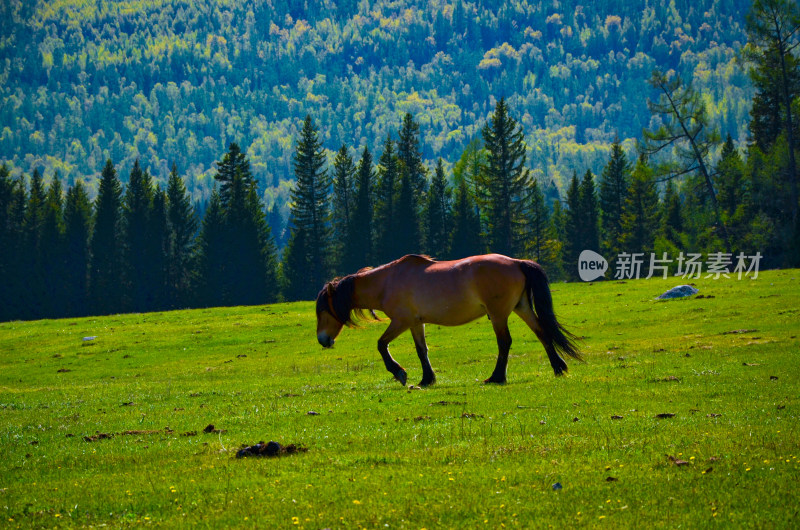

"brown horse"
[315, 254, 581, 386]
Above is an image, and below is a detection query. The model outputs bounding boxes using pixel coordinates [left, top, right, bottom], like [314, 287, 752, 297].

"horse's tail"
[519, 260, 583, 362]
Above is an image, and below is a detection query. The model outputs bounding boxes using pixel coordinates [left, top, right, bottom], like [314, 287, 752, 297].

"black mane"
[315, 275, 362, 326]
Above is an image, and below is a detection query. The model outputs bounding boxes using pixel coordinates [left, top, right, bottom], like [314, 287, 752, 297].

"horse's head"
[315, 280, 347, 348]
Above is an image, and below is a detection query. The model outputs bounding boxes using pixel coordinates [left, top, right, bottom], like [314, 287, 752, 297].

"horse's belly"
[417, 299, 486, 326]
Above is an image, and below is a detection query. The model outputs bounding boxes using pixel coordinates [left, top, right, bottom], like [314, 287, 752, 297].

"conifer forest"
[1, 0, 799, 321]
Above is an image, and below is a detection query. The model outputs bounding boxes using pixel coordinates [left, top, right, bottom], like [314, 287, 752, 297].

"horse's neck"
[352, 266, 391, 311]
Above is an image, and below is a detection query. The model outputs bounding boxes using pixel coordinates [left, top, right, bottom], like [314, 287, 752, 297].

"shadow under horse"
[315, 254, 582, 386]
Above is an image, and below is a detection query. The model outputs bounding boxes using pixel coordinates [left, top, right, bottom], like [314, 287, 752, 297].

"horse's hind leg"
[485, 314, 512, 384]
[410, 324, 435, 387]
[378, 320, 410, 386]
[513, 303, 568, 376]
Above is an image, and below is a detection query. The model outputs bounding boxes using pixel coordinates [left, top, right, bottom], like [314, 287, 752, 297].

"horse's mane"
[315, 274, 374, 327]
[317, 256, 435, 326]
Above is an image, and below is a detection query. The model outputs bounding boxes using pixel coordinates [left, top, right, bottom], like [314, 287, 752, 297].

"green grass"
[1, 271, 799, 528]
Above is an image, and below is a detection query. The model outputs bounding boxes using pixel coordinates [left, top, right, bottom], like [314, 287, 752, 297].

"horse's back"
[385, 254, 525, 325]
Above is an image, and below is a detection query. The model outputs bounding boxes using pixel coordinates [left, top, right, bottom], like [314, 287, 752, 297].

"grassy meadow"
[1, 270, 799, 528]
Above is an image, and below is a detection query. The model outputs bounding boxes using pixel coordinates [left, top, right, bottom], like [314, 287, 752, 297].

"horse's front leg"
[410, 324, 435, 387]
[378, 320, 410, 386]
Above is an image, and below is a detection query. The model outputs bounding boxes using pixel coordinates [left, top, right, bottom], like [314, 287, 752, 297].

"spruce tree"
[214, 142, 252, 205]
[395, 165, 421, 256]
[165, 163, 198, 308]
[450, 175, 482, 259]
[563, 172, 582, 278]
[281, 224, 310, 301]
[63, 181, 92, 317]
[209, 144, 279, 306]
[122, 160, 154, 312]
[267, 200, 286, 249]
[620, 156, 660, 255]
[374, 136, 399, 263]
[716, 136, 749, 249]
[331, 145, 356, 274]
[424, 159, 451, 257]
[24, 169, 46, 318]
[660, 180, 684, 249]
[547, 199, 568, 280]
[1, 173, 27, 320]
[147, 186, 169, 310]
[396, 113, 427, 255]
[397, 113, 428, 195]
[90, 159, 124, 315]
[477, 98, 532, 256]
[283, 115, 331, 299]
[41, 178, 65, 317]
[599, 139, 631, 258]
[344, 146, 375, 272]
[746, 0, 800, 228]
[580, 170, 600, 253]
[0, 165, 17, 320]
[195, 188, 226, 307]
[528, 178, 550, 263]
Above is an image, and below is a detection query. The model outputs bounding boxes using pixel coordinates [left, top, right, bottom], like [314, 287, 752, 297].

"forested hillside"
[1, 0, 753, 207]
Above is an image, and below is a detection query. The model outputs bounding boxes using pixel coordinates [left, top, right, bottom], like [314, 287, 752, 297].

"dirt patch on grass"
[236, 441, 308, 458]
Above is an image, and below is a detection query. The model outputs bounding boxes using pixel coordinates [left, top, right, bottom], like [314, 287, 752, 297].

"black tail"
[519, 260, 582, 362]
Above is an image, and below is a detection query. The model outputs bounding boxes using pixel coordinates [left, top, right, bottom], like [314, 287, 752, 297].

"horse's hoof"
[394, 370, 408, 386]
[419, 378, 436, 387]
[483, 377, 506, 385]
[553, 367, 568, 377]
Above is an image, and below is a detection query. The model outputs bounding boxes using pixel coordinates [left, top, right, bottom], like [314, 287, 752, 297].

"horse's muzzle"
[317, 333, 334, 348]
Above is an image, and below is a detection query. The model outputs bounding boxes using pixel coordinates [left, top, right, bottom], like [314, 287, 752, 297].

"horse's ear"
[325, 282, 339, 321]
[326, 282, 335, 299]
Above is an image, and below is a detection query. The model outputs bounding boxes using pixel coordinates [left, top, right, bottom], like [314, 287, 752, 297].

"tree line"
[1, 0, 798, 322]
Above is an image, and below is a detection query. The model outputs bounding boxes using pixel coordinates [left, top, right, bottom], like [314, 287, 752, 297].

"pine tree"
[599, 139, 631, 258]
[620, 156, 660, 255]
[165, 163, 198, 308]
[450, 175, 482, 259]
[122, 159, 154, 312]
[424, 159, 451, 257]
[374, 136, 399, 263]
[477, 98, 533, 256]
[283, 115, 331, 299]
[344, 146, 375, 272]
[331, 145, 356, 274]
[643, 70, 730, 253]
[90, 159, 124, 315]
[580, 170, 600, 253]
[63, 181, 92, 317]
